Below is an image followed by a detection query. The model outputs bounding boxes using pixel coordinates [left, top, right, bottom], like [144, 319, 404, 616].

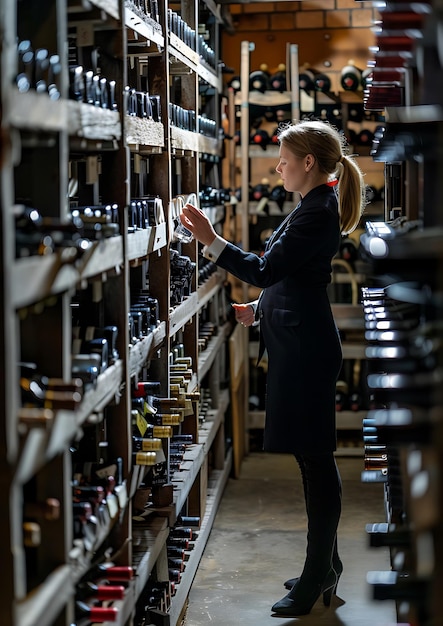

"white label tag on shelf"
[77, 23, 94, 47]
[86, 156, 99, 185]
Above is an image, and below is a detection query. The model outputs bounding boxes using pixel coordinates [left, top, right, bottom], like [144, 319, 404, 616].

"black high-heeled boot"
[284, 455, 342, 586]
[284, 556, 343, 591]
[272, 568, 338, 617]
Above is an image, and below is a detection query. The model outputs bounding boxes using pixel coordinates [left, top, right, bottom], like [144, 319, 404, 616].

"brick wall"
[222, 0, 380, 93]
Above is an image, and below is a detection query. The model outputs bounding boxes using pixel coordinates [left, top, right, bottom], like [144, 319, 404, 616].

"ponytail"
[338, 155, 366, 235]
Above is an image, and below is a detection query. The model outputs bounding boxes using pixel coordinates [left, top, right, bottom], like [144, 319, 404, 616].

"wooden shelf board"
[342, 343, 366, 359]
[332, 304, 365, 330]
[171, 445, 206, 515]
[129, 322, 167, 377]
[126, 116, 165, 148]
[133, 515, 170, 598]
[197, 270, 225, 309]
[125, 4, 165, 47]
[16, 361, 124, 485]
[15, 565, 73, 626]
[336, 411, 367, 429]
[68, 0, 120, 20]
[168, 450, 232, 626]
[12, 236, 125, 309]
[198, 388, 230, 451]
[335, 446, 364, 457]
[170, 125, 199, 153]
[198, 321, 232, 380]
[169, 293, 199, 336]
[248, 409, 367, 432]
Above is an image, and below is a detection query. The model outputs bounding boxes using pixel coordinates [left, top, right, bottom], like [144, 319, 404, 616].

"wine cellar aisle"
[185, 453, 396, 626]
[3, 0, 443, 625]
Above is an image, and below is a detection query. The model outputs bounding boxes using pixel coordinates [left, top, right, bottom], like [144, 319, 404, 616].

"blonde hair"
[278, 120, 366, 234]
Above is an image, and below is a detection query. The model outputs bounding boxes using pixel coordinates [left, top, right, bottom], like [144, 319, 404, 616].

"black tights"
[294, 453, 342, 582]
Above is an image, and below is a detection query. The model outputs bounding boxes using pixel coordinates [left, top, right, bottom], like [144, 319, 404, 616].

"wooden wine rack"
[0, 1, 238, 625]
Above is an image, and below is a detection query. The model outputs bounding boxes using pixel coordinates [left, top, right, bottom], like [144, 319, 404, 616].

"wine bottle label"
[152, 425, 172, 438]
[170, 377, 186, 389]
[158, 413, 181, 425]
[134, 451, 157, 466]
[94, 463, 118, 480]
[23, 521, 41, 547]
[135, 410, 149, 437]
[144, 399, 157, 415]
[138, 437, 162, 450]
[154, 397, 186, 410]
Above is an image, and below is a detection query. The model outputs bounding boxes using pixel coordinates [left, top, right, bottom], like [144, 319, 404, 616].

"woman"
[180, 119, 366, 617]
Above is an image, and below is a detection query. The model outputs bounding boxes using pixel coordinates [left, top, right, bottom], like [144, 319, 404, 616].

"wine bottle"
[298, 66, 316, 92]
[228, 75, 241, 92]
[75, 601, 118, 623]
[248, 69, 270, 93]
[335, 389, 347, 412]
[340, 61, 362, 91]
[23, 521, 41, 547]
[87, 564, 135, 583]
[76, 581, 125, 601]
[339, 237, 358, 264]
[133, 451, 157, 466]
[133, 380, 161, 397]
[151, 396, 186, 411]
[167, 546, 186, 559]
[250, 129, 270, 151]
[364, 454, 388, 470]
[132, 409, 173, 438]
[314, 72, 331, 93]
[150, 413, 182, 426]
[133, 436, 163, 451]
[171, 434, 193, 443]
[24, 497, 60, 521]
[365, 522, 411, 547]
[269, 63, 286, 92]
[348, 390, 363, 412]
[20, 363, 83, 410]
[168, 557, 185, 571]
[357, 128, 374, 146]
[167, 536, 192, 550]
[169, 568, 182, 583]
[177, 515, 200, 527]
[367, 570, 429, 602]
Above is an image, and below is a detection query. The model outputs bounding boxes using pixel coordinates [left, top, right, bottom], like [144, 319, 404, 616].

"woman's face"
[275, 144, 307, 194]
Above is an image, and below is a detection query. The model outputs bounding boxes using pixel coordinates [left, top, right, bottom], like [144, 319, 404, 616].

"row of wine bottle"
[360, 235, 441, 623]
[133, 516, 201, 623]
[228, 61, 373, 95]
[16, 185, 233, 259]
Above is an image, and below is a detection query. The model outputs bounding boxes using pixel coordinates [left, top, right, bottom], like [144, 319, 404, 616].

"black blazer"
[216, 184, 343, 454]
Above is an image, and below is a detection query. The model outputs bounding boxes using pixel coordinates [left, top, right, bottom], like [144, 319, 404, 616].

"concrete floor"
[184, 452, 397, 626]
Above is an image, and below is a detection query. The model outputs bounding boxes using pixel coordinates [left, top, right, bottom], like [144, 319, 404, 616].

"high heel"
[284, 558, 343, 593]
[272, 568, 338, 617]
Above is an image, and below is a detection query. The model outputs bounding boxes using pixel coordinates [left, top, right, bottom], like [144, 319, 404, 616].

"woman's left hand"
[181, 203, 216, 247]
[232, 303, 256, 327]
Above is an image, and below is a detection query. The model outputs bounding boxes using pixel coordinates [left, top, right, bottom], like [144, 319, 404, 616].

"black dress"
[214, 184, 343, 454]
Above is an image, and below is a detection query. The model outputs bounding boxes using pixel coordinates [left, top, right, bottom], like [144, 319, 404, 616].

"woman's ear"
[305, 154, 315, 171]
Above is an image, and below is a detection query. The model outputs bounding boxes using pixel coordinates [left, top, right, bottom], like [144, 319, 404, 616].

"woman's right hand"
[181, 203, 217, 247]
[232, 303, 256, 327]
